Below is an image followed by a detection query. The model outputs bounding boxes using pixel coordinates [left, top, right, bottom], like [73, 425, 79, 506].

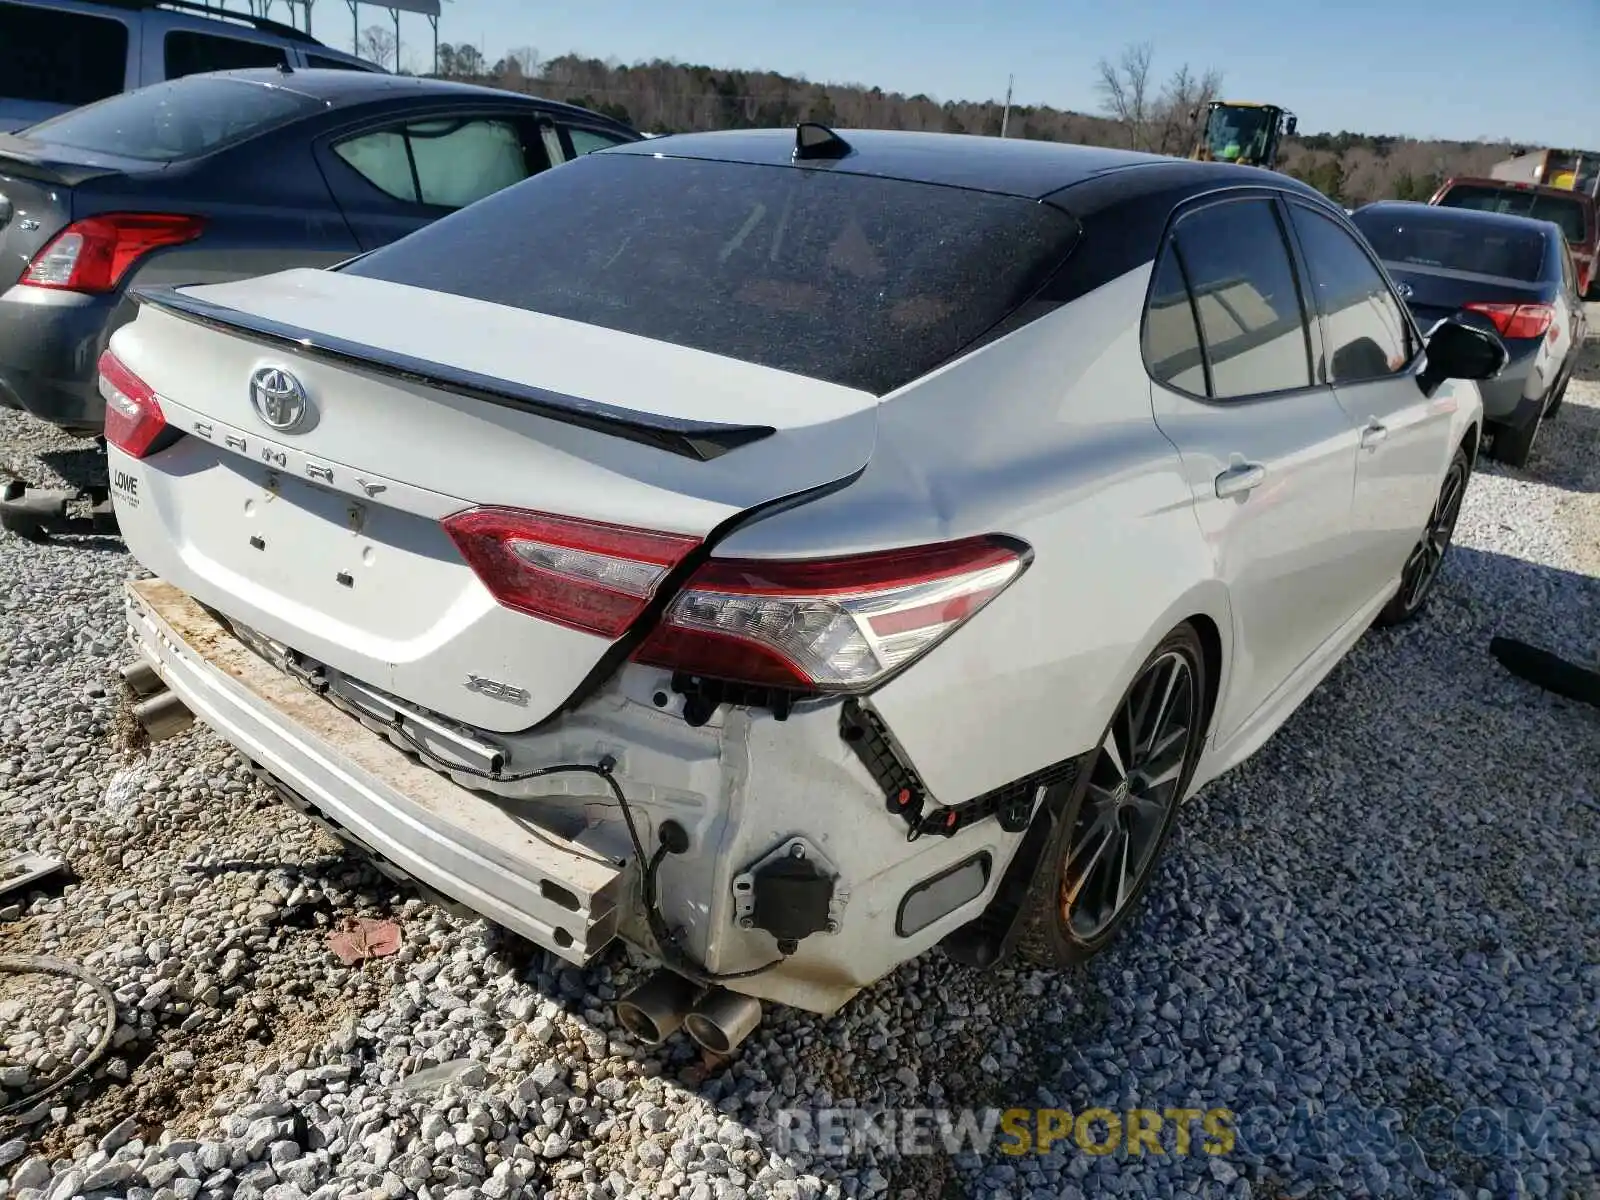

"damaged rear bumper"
[125, 577, 625, 964]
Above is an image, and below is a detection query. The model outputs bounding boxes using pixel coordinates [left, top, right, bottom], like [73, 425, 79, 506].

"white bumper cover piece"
[125, 577, 624, 964]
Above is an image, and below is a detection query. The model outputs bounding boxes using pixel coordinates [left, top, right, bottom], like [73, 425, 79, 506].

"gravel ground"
[2, 325, 1598, 1200]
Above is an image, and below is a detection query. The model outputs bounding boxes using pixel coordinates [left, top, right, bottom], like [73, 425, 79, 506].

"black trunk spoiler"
[129, 285, 776, 462]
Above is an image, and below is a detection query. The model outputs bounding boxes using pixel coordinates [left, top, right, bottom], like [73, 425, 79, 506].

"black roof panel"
[615, 127, 1202, 199]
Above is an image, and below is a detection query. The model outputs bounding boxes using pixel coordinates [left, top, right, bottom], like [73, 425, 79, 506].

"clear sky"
[323, 0, 1600, 147]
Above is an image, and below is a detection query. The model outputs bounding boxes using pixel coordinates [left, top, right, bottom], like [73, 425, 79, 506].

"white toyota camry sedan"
[102, 125, 1505, 1049]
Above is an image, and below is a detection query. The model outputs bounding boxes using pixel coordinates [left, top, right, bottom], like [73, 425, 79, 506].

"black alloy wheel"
[1376, 446, 1470, 627]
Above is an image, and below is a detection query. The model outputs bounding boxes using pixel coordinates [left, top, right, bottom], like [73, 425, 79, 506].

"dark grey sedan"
[1351, 201, 1588, 468]
[0, 68, 638, 433]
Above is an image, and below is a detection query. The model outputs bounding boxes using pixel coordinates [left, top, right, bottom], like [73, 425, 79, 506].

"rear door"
[1283, 200, 1447, 587]
[314, 107, 558, 250]
[1144, 193, 1365, 743]
[0, 0, 134, 130]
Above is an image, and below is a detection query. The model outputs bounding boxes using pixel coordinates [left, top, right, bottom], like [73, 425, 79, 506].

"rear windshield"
[343, 153, 1080, 395]
[22, 76, 322, 162]
[1354, 208, 1549, 282]
[0, 1, 128, 107]
[1435, 184, 1590, 244]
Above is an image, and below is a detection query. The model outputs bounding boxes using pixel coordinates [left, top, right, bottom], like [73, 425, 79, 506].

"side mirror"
[1285, 115, 1298, 136]
[1418, 317, 1508, 392]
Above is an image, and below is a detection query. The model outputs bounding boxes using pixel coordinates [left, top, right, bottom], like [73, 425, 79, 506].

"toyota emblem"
[249, 367, 308, 432]
[1396, 281, 1414, 300]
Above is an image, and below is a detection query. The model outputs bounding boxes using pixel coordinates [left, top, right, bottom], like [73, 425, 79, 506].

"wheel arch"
[1186, 610, 1224, 742]
[1100, 581, 1234, 759]
[1459, 419, 1482, 469]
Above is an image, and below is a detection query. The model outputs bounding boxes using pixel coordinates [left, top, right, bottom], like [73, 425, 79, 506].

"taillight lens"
[633, 536, 1029, 691]
[442, 507, 701, 638]
[97, 350, 168, 458]
[1464, 302, 1554, 340]
[21, 213, 204, 294]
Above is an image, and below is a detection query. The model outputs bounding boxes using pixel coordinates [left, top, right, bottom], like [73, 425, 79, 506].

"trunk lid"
[1383, 263, 1547, 332]
[109, 268, 879, 732]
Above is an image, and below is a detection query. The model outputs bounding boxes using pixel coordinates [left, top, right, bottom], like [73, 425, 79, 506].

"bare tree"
[1095, 41, 1154, 149]
[1098, 44, 1222, 157]
[357, 25, 396, 71]
[1152, 63, 1224, 157]
[503, 45, 540, 76]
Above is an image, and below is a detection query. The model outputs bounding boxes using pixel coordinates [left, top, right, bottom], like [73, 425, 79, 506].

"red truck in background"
[1491, 148, 1599, 196]
[1430, 152, 1600, 299]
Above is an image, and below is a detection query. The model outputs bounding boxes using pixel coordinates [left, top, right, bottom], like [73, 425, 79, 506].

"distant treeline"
[420, 43, 1524, 207]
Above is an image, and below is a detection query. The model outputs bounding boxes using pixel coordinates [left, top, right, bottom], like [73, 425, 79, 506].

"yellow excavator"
[1190, 101, 1298, 170]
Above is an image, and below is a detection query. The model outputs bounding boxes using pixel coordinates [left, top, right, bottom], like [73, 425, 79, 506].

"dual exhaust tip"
[615, 971, 763, 1055]
[121, 659, 194, 743]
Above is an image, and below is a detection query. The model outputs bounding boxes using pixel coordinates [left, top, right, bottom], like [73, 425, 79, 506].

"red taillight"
[442, 507, 701, 638]
[21, 213, 204, 294]
[1464, 302, 1554, 341]
[97, 350, 168, 458]
[632, 536, 1029, 691]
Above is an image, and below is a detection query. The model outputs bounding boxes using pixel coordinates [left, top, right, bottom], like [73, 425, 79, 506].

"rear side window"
[1436, 184, 1590, 244]
[22, 76, 321, 161]
[564, 126, 631, 156]
[343, 153, 1080, 396]
[1353, 207, 1549, 283]
[164, 31, 289, 78]
[1143, 248, 1207, 394]
[334, 118, 543, 209]
[0, 2, 128, 106]
[1166, 198, 1312, 399]
[1287, 205, 1412, 382]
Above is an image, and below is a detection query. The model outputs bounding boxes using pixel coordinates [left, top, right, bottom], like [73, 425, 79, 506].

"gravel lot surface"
[3, 323, 1598, 1200]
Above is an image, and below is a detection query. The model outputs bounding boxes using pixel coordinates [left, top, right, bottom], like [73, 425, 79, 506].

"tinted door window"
[1143, 247, 1207, 394]
[0, 2, 128, 105]
[564, 126, 631, 156]
[165, 31, 289, 78]
[1171, 198, 1312, 399]
[1288, 204, 1413, 383]
[334, 117, 543, 209]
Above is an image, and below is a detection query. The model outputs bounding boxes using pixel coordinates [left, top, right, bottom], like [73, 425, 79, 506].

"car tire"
[1374, 446, 1470, 628]
[1014, 623, 1209, 968]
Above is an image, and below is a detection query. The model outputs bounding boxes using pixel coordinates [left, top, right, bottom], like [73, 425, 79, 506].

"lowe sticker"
[112, 467, 140, 508]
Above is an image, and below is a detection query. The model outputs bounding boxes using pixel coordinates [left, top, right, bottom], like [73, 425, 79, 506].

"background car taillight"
[632, 536, 1030, 691]
[1464, 301, 1554, 340]
[97, 350, 168, 458]
[21, 213, 204, 294]
[442, 507, 702, 638]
